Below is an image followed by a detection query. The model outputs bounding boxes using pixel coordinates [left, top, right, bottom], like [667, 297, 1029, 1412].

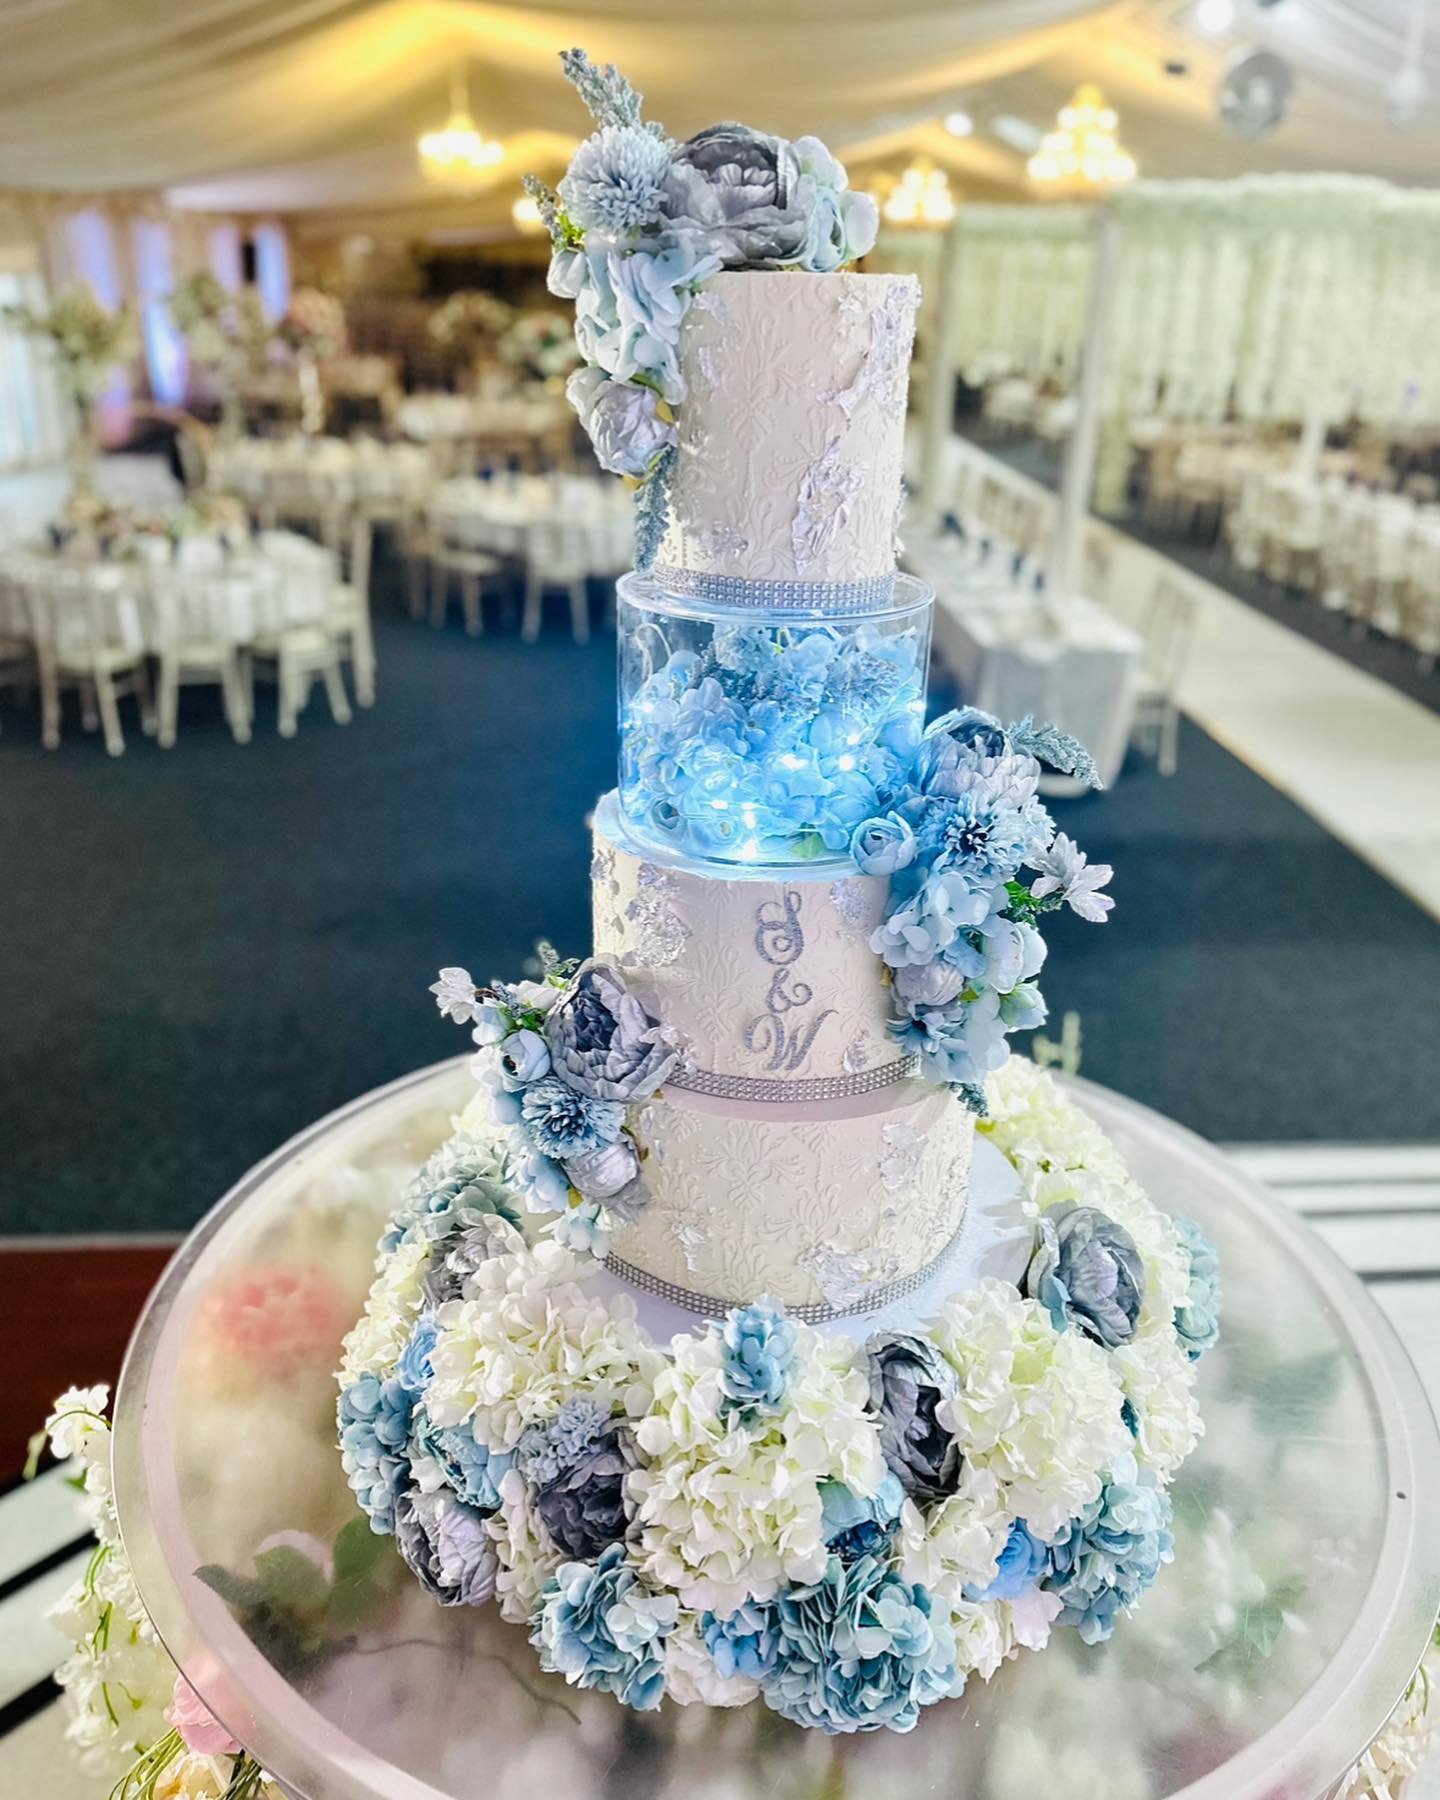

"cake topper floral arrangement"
[528, 50, 879, 564]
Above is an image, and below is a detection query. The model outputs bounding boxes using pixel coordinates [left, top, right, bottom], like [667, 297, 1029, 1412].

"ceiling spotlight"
[512, 194, 543, 230]
[1195, 0, 1235, 31]
[943, 110, 974, 138]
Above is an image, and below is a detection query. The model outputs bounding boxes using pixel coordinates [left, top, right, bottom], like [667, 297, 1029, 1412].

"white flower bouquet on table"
[498, 310, 583, 384]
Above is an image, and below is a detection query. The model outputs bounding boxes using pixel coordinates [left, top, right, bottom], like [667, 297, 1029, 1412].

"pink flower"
[166, 1674, 241, 1758]
[198, 1263, 350, 1379]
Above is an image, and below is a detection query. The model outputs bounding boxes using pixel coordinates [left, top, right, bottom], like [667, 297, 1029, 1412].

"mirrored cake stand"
[112, 1059, 1440, 1800]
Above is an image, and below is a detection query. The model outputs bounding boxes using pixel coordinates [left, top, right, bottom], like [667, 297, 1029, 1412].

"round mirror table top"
[112, 1060, 1440, 1800]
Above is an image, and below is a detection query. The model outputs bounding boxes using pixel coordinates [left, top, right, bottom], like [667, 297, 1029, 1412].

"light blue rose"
[499, 1028, 551, 1089]
[851, 812, 917, 876]
[517, 1147, 575, 1214]
[892, 956, 968, 1012]
[471, 1002, 508, 1047]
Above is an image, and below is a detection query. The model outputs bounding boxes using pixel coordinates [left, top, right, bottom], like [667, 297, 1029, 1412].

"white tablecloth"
[429, 474, 632, 568]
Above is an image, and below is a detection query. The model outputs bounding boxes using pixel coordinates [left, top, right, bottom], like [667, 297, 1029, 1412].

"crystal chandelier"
[1027, 85, 1137, 190]
[419, 71, 504, 190]
[881, 160, 957, 228]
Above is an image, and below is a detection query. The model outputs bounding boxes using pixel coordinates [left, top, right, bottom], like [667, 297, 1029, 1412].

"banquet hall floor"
[2, 551, 1438, 1246]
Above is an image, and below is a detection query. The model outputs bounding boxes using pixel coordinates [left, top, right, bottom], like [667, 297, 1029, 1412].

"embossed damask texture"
[593, 799, 899, 1087]
[616, 1083, 975, 1309]
[658, 270, 920, 587]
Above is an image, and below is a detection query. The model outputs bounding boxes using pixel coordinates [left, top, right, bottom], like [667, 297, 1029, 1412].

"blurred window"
[0, 264, 67, 471]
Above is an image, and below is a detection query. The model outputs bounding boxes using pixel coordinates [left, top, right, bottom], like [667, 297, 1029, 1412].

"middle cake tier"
[592, 791, 911, 1097]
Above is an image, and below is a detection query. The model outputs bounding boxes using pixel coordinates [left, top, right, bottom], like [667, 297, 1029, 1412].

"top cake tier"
[654, 270, 921, 606]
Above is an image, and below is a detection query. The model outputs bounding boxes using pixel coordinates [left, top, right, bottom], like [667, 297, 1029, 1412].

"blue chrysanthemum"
[409, 1405, 513, 1512]
[1172, 1215, 1222, 1360]
[338, 1374, 414, 1534]
[758, 1554, 962, 1733]
[559, 125, 672, 235]
[719, 1298, 798, 1415]
[1044, 1464, 1175, 1644]
[531, 1542, 679, 1710]
[519, 1076, 624, 1160]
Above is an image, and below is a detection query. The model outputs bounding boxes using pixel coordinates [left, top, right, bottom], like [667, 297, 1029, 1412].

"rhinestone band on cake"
[648, 565, 899, 613]
[665, 1057, 919, 1103]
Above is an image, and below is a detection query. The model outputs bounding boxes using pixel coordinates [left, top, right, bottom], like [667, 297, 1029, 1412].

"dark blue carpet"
[1, 567, 1437, 1235]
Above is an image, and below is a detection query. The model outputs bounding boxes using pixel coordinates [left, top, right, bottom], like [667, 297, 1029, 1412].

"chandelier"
[882, 160, 957, 228]
[419, 72, 504, 190]
[1027, 85, 1137, 191]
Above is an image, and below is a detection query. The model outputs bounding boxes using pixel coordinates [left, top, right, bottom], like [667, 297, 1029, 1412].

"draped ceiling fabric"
[1, 0, 1439, 229]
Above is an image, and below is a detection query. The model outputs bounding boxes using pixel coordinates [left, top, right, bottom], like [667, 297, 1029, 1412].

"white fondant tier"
[657, 270, 920, 595]
[592, 794, 905, 1096]
[614, 1080, 975, 1313]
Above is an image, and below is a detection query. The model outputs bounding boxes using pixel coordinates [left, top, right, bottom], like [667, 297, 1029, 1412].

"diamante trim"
[666, 1057, 918, 1103]
[605, 1220, 965, 1325]
[651, 563, 897, 613]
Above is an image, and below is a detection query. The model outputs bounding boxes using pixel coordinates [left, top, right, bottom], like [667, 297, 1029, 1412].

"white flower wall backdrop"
[910, 176, 1440, 433]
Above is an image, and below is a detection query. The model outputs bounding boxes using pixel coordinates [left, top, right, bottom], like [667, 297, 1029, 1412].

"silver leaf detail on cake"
[823, 275, 920, 421]
[829, 877, 870, 928]
[792, 438, 865, 572]
[622, 863, 691, 969]
[796, 1243, 901, 1312]
[842, 1031, 873, 1074]
[879, 1120, 927, 1194]
[691, 290, 729, 323]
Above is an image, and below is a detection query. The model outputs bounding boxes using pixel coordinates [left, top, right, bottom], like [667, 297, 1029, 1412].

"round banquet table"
[112, 1060, 1440, 1800]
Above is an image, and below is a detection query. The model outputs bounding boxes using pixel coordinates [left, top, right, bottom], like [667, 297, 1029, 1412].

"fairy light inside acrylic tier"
[616, 576, 933, 868]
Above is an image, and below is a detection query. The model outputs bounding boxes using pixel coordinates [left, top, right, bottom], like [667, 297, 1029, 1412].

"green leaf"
[332, 1514, 386, 1586]
[789, 831, 829, 861]
[195, 1563, 266, 1612]
[21, 1429, 47, 1482]
[253, 1546, 331, 1615]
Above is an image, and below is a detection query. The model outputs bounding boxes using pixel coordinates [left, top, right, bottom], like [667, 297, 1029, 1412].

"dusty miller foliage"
[633, 443, 677, 570]
[1010, 716, 1103, 790]
[559, 47, 666, 138]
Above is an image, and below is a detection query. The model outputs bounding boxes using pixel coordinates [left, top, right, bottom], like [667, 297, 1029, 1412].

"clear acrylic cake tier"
[616, 570, 933, 868]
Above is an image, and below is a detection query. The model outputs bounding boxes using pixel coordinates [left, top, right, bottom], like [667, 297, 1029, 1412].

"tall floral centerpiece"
[498, 310, 583, 388]
[5, 284, 137, 495]
[169, 272, 271, 443]
[429, 289, 515, 390]
[525, 50, 878, 561]
[277, 287, 347, 434]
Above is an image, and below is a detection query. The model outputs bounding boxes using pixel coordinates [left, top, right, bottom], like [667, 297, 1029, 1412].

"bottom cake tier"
[614, 1082, 975, 1317]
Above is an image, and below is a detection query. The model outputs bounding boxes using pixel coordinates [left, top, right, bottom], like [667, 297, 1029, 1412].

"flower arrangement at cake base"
[336, 1055, 1220, 1735]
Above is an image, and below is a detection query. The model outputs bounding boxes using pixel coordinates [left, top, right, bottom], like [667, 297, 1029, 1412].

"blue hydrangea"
[967, 1520, 1048, 1602]
[819, 1473, 906, 1562]
[1172, 1216, 1222, 1360]
[397, 1316, 438, 1395]
[409, 1406, 513, 1512]
[381, 1134, 520, 1253]
[758, 1555, 962, 1733]
[1044, 1463, 1175, 1644]
[338, 1374, 414, 1534]
[519, 1075, 624, 1161]
[719, 1299, 798, 1416]
[702, 1601, 783, 1681]
[531, 1543, 679, 1710]
[514, 1395, 613, 1488]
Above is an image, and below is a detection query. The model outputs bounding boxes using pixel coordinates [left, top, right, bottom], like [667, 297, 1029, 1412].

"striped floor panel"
[3, 1156, 1438, 1793]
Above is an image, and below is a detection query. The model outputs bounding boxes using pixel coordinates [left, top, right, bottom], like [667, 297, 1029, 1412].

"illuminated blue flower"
[759, 1555, 961, 1733]
[338, 1374, 414, 1533]
[1172, 1216, 1222, 1360]
[1044, 1459, 1174, 1643]
[719, 1298, 798, 1416]
[409, 1406, 513, 1511]
[1024, 1200, 1146, 1349]
[519, 1076, 624, 1160]
[532, 1543, 679, 1710]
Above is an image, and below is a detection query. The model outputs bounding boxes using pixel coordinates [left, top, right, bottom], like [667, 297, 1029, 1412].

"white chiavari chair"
[147, 558, 253, 747]
[0, 556, 37, 729]
[426, 504, 503, 636]
[248, 532, 351, 736]
[522, 519, 592, 644]
[26, 561, 153, 755]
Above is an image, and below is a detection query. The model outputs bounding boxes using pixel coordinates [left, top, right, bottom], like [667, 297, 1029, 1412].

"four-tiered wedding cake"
[337, 52, 1218, 1737]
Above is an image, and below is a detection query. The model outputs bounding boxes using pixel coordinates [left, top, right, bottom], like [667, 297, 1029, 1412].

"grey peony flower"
[864, 1332, 962, 1503]
[534, 1422, 640, 1559]
[565, 367, 674, 478]
[563, 1134, 641, 1200]
[1024, 1201, 1146, 1348]
[546, 959, 679, 1102]
[892, 958, 969, 1012]
[660, 122, 810, 267]
[394, 1489, 497, 1606]
[421, 1209, 524, 1306]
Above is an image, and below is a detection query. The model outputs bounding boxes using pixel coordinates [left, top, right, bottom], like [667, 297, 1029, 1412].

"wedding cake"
[336, 52, 1218, 1738]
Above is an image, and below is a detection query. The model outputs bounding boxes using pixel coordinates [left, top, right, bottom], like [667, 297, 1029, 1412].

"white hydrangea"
[947, 1591, 1062, 1681]
[929, 1278, 1129, 1540]
[662, 1616, 760, 1708]
[1111, 1333, 1203, 1481]
[425, 1256, 664, 1449]
[337, 1236, 430, 1384]
[895, 1468, 1012, 1602]
[486, 1466, 562, 1624]
[629, 1324, 884, 1614]
[984, 1058, 1192, 1341]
